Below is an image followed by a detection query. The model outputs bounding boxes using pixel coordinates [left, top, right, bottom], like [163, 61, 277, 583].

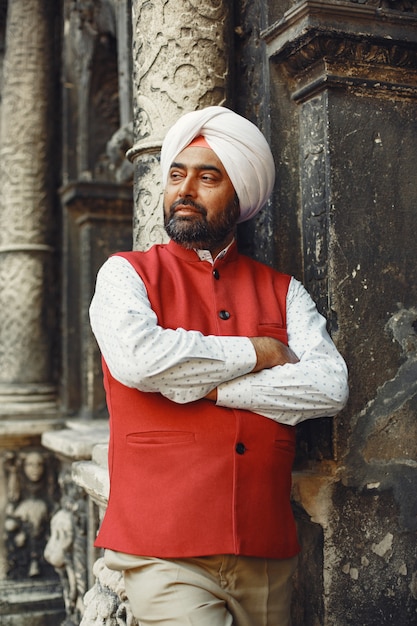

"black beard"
[164, 197, 240, 250]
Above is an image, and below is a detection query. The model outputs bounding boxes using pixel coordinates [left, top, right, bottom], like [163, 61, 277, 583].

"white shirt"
[89, 252, 348, 426]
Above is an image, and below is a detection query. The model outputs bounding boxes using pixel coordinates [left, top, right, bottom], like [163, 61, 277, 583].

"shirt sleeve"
[89, 255, 257, 403]
[216, 277, 349, 425]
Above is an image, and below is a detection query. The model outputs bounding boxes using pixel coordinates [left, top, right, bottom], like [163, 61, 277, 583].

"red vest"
[96, 241, 300, 559]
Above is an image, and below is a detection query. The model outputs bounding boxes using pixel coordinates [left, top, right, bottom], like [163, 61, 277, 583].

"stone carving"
[0, 0, 57, 400]
[44, 509, 83, 624]
[69, 0, 116, 33]
[68, 0, 117, 87]
[67, 0, 129, 181]
[0, 0, 53, 246]
[130, 0, 230, 250]
[0, 254, 54, 386]
[132, 0, 228, 131]
[3, 450, 59, 579]
[106, 122, 134, 183]
[80, 557, 138, 626]
[266, 0, 417, 81]
[283, 36, 417, 77]
[44, 466, 88, 626]
[348, 0, 417, 11]
[132, 151, 167, 251]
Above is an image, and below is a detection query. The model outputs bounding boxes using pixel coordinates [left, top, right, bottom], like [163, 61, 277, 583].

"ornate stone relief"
[80, 557, 138, 626]
[0, 0, 58, 406]
[43, 465, 88, 625]
[106, 122, 134, 183]
[0, 254, 55, 389]
[264, 0, 417, 101]
[66, 0, 133, 183]
[3, 450, 59, 580]
[131, 0, 229, 136]
[132, 151, 167, 250]
[129, 0, 231, 250]
[282, 35, 417, 78]
[348, 0, 417, 11]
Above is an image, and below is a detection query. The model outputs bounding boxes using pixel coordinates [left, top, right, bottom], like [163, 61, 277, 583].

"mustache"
[168, 198, 207, 217]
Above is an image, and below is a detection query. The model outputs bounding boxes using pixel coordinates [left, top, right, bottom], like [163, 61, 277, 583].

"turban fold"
[160, 106, 276, 223]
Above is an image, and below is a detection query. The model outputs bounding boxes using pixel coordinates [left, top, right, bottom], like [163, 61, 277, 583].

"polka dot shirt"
[89, 254, 348, 425]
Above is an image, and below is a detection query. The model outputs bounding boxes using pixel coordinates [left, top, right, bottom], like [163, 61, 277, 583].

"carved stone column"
[42, 421, 110, 626]
[128, 0, 233, 249]
[0, 3, 65, 623]
[78, 1, 235, 620]
[0, 0, 59, 415]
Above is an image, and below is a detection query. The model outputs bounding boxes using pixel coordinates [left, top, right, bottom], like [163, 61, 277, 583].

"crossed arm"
[89, 256, 348, 426]
[204, 337, 299, 401]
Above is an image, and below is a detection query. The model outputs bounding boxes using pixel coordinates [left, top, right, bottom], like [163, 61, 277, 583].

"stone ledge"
[42, 420, 109, 461]
[263, 0, 417, 56]
[263, 0, 417, 100]
[0, 418, 65, 449]
[72, 459, 110, 507]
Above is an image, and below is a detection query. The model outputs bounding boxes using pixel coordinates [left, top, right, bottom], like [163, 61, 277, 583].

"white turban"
[160, 106, 276, 223]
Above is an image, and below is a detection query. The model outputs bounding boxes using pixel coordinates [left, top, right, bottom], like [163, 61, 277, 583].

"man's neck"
[203, 232, 235, 260]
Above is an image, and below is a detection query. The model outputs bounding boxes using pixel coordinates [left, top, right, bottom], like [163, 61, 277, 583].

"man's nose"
[178, 175, 196, 197]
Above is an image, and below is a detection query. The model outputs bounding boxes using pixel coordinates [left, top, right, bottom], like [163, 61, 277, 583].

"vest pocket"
[126, 431, 195, 445]
[274, 439, 295, 453]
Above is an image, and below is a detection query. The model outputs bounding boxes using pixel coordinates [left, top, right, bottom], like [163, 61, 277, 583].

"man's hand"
[250, 336, 299, 372]
[204, 336, 298, 402]
[205, 388, 218, 402]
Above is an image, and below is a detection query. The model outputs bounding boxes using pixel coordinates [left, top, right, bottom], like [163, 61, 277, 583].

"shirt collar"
[195, 239, 235, 265]
[167, 239, 238, 264]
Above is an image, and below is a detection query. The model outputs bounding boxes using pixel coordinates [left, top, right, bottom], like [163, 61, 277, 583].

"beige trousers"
[105, 549, 298, 626]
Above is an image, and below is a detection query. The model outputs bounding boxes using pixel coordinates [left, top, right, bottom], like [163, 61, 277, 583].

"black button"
[213, 269, 220, 280]
[236, 442, 246, 455]
[218, 310, 230, 320]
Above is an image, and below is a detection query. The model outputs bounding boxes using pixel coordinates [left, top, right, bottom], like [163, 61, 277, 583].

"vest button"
[213, 269, 220, 280]
[218, 310, 230, 320]
[235, 442, 246, 455]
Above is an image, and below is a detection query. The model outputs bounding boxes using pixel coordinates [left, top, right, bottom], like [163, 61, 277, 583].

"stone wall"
[264, 1, 417, 623]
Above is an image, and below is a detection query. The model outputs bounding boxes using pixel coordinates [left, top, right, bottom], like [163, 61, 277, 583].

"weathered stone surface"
[0, 579, 65, 625]
[80, 557, 138, 626]
[129, 0, 233, 251]
[328, 484, 417, 624]
[264, 1, 417, 622]
[0, 0, 60, 413]
[42, 420, 109, 461]
[60, 182, 133, 419]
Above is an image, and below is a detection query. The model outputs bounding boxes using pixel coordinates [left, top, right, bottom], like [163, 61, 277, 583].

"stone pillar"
[78, 0, 235, 620]
[263, 1, 417, 624]
[0, 0, 59, 415]
[128, 0, 233, 249]
[0, 3, 66, 624]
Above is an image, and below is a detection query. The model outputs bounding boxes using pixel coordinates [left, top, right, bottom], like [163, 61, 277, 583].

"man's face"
[163, 145, 239, 255]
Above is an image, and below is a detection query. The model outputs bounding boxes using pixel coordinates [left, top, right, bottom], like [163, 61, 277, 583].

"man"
[89, 106, 349, 626]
